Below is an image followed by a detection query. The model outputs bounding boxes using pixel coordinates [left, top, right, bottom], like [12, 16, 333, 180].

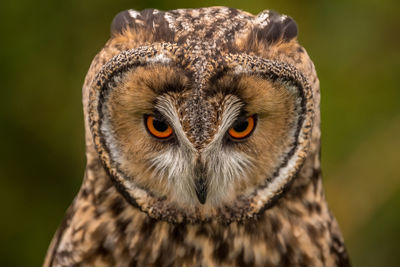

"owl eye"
[145, 115, 173, 139]
[228, 115, 256, 140]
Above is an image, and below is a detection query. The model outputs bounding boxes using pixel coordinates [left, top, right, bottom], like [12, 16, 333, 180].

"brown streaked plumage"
[45, 7, 350, 266]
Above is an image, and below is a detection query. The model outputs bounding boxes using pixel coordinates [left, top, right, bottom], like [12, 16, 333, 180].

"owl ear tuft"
[110, 9, 174, 42]
[253, 10, 298, 44]
[111, 9, 141, 36]
[281, 16, 298, 42]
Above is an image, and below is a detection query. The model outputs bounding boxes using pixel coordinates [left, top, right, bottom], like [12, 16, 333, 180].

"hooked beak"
[195, 177, 207, 204]
[194, 160, 208, 204]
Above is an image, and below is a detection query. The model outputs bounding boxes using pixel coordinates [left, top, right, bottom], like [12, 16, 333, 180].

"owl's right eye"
[144, 115, 173, 139]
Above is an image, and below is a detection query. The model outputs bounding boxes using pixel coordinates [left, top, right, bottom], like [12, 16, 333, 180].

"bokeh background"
[0, 0, 399, 266]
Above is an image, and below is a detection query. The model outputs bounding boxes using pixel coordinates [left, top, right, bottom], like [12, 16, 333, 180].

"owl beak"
[194, 161, 208, 204]
[194, 177, 207, 204]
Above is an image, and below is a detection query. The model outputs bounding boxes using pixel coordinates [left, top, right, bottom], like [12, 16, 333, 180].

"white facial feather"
[205, 147, 253, 204]
[203, 95, 254, 203]
[148, 147, 196, 203]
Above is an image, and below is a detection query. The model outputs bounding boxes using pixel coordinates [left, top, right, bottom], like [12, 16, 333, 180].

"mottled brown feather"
[45, 7, 349, 267]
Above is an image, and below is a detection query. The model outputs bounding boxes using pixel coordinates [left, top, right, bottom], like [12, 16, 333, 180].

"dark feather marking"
[81, 188, 90, 199]
[311, 167, 321, 194]
[154, 238, 175, 266]
[129, 258, 138, 267]
[270, 214, 282, 233]
[47, 202, 77, 266]
[94, 186, 109, 205]
[331, 234, 351, 267]
[111, 10, 136, 36]
[149, 72, 187, 94]
[305, 201, 322, 214]
[307, 225, 327, 265]
[261, 22, 282, 44]
[244, 219, 257, 234]
[252, 11, 298, 45]
[236, 248, 255, 267]
[140, 217, 156, 239]
[96, 243, 111, 257]
[213, 241, 229, 262]
[195, 225, 210, 238]
[171, 224, 186, 243]
[280, 253, 291, 266]
[298, 251, 313, 267]
[206, 72, 241, 97]
[280, 244, 294, 267]
[282, 17, 298, 42]
[110, 196, 126, 217]
[307, 223, 322, 240]
[115, 218, 130, 234]
[146, 10, 175, 43]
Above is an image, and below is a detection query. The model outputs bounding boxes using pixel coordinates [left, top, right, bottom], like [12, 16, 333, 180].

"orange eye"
[145, 115, 173, 139]
[228, 115, 256, 140]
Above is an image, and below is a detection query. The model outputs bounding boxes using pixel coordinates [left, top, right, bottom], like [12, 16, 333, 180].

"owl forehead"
[146, 58, 240, 149]
[179, 94, 217, 149]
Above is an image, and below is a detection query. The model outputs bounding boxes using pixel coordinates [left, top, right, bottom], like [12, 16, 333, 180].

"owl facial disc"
[88, 44, 314, 223]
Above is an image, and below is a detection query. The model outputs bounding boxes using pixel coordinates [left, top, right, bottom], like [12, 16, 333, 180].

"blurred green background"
[0, 0, 399, 266]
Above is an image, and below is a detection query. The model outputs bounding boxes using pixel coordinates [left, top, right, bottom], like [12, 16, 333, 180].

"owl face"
[88, 8, 314, 222]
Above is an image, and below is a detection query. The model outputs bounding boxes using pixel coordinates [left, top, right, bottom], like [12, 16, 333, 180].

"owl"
[44, 7, 350, 267]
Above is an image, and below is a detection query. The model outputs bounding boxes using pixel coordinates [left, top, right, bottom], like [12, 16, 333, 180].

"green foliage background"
[0, 0, 399, 266]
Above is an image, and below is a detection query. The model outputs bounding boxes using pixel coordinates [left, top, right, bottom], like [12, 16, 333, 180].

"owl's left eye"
[228, 115, 257, 140]
[144, 115, 173, 139]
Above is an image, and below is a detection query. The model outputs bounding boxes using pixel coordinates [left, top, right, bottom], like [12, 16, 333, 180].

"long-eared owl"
[45, 6, 350, 267]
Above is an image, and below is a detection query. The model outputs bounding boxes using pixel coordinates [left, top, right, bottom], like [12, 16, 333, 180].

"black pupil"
[153, 119, 168, 132]
[233, 120, 249, 132]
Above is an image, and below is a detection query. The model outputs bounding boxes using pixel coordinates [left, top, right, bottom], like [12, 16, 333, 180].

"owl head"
[86, 7, 315, 223]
